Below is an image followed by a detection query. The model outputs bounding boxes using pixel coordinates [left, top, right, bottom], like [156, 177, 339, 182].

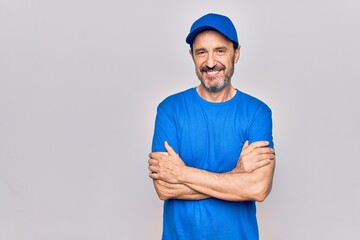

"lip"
[204, 70, 222, 77]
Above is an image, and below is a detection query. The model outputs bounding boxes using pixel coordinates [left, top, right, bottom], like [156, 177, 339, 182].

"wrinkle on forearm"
[153, 180, 209, 200]
[178, 161, 275, 202]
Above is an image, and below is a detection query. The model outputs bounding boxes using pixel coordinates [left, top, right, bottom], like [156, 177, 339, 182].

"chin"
[204, 82, 227, 93]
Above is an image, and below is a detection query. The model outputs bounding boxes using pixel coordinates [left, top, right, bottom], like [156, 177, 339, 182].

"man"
[148, 13, 275, 240]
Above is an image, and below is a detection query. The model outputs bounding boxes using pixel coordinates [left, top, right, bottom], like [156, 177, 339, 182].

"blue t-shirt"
[152, 88, 274, 240]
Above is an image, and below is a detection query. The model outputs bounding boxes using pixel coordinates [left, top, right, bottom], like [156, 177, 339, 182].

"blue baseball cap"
[186, 13, 239, 45]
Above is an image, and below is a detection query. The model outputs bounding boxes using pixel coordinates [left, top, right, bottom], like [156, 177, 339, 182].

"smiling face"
[191, 30, 240, 93]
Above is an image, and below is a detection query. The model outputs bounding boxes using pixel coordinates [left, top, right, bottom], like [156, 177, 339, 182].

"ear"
[234, 45, 241, 63]
[189, 49, 195, 61]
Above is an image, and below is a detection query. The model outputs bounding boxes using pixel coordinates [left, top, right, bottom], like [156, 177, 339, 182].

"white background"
[1, 0, 360, 239]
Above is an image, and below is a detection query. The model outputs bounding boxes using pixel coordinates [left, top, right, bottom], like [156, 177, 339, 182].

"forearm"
[179, 160, 275, 202]
[149, 142, 275, 202]
[153, 180, 210, 200]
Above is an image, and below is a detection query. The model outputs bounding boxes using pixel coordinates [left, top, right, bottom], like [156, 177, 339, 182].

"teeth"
[207, 70, 219, 75]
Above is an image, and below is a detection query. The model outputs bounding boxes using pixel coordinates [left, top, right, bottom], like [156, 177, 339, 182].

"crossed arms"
[148, 140, 275, 202]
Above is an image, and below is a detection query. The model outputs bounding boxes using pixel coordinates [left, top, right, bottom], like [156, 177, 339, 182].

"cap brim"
[185, 26, 218, 45]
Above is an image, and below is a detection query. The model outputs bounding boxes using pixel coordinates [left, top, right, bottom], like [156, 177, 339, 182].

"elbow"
[155, 186, 174, 200]
[250, 182, 273, 202]
[253, 192, 268, 202]
[153, 181, 172, 201]
[156, 191, 170, 201]
[248, 163, 275, 202]
[158, 194, 169, 201]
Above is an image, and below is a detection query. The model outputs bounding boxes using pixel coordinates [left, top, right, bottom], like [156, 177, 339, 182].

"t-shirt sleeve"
[247, 102, 274, 149]
[151, 102, 179, 152]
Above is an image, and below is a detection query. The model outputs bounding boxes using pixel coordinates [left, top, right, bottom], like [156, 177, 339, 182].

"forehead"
[192, 30, 232, 48]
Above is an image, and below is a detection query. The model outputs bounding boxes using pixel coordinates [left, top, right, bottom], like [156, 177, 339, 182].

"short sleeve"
[151, 102, 179, 152]
[247, 102, 274, 149]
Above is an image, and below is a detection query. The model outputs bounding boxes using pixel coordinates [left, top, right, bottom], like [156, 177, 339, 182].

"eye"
[216, 48, 226, 55]
[196, 50, 206, 56]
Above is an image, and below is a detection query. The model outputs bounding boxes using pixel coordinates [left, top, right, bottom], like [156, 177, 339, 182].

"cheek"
[194, 63, 204, 73]
[194, 60, 203, 69]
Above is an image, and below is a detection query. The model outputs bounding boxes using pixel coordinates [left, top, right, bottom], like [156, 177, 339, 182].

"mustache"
[200, 65, 225, 73]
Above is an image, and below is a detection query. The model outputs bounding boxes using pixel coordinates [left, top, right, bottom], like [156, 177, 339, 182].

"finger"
[149, 171, 159, 180]
[249, 159, 272, 172]
[149, 152, 159, 159]
[164, 141, 177, 156]
[255, 153, 275, 161]
[246, 151, 275, 161]
[148, 164, 159, 172]
[244, 141, 270, 154]
[149, 165, 158, 172]
[149, 151, 167, 160]
[242, 140, 249, 151]
[255, 147, 275, 154]
[148, 158, 158, 166]
[249, 141, 270, 148]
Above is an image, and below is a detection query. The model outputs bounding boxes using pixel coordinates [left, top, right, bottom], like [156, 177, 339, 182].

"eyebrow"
[194, 48, 206, 53]
[194, 46, 228, 52]
[215, 46, 228, 51]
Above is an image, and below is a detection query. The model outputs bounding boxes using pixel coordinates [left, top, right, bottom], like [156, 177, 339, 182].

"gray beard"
[197, 57, 235, 93]
[200, 76, 230, 93]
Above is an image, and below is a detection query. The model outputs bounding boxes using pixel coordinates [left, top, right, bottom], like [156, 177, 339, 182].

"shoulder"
[157, 88, 196, 110]
[236, 90, 271, 113]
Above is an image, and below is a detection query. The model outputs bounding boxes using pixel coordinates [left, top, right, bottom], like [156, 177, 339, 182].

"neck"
[196, 84, 236, 103]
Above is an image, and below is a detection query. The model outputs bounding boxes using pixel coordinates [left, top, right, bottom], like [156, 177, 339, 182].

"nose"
[205, 52, 216, 68]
